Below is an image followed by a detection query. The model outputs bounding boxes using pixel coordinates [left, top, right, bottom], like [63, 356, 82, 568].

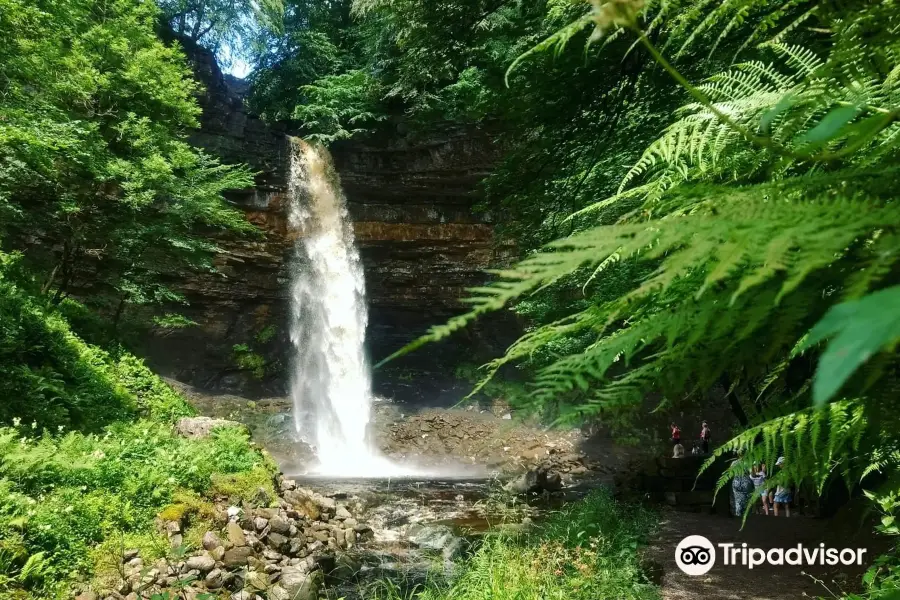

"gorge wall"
[143, 36, 516, 395]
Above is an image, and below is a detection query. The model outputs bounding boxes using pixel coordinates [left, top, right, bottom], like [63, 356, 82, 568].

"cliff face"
[144, 36, 514, 394]
[331, 129, 515, 366]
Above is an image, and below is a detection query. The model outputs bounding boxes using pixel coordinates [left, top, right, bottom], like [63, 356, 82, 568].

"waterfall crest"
[287, 139, 393, 476]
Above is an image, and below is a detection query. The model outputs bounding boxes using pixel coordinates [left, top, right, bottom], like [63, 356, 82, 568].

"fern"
[379, 2, 900, 527]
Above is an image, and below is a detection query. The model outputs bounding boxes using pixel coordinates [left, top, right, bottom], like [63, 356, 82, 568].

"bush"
[0, 254, 195, 430]
[0, 422, 277, 597]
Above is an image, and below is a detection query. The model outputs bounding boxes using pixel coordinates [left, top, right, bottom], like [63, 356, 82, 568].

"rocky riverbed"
[149, 383, 634, 600]
[169, 381, 629, 481]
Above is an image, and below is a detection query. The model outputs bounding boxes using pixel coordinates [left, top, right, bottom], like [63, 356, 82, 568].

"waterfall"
[287, 139, 391, 476]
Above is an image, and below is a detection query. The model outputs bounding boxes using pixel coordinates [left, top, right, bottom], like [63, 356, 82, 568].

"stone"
[503, 467, 563, 494]
[175, 416, 246, 439]
[343, 517, 358, 529]
[122, 549, 140, 561]
[268, 585, 290, 600]
[230, 592, 252, 600]
[267, 532, 290, 553]
[185, 553, 216, 572]
[269, 516, 292, 535]
[406, 524, 458, 552]
[222, 546, 253, 569]
[334, 505, 352, 520]
[76, 593, 98, 600]
[209, 546, 225, 561]
[254, 517, 269, 532]
[288, 538, 305, 557]
[262, 548, 283, 561]
[354, 526, 374, 543]
[205, 568, 225, 589]
[283, 488, 336, 520]
[244, 570, 269, 593]
[312, 530, 330, 543]
[279, 567, 323, 600]
[227, 522, 247, 547]
[202, 531, 223, 551]
[280, 478, 297, 492]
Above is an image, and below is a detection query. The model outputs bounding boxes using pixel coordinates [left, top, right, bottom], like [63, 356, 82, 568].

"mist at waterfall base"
[286, 140, 479, 478]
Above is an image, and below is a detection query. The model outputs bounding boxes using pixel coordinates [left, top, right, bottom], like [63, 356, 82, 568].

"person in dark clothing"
[700, 421, 711, 454]
[670, 423, 681, 448]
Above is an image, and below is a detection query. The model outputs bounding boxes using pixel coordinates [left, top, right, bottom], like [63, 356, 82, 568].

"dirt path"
[648, 507, 885, 600]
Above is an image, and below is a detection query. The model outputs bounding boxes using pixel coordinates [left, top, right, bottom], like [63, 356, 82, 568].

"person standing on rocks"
[670, 423, 681, 449]
[699, 421, 711, 454]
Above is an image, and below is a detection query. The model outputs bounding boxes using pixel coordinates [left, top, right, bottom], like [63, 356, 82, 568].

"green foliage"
[232, 343, 267, 379]
[248, 0, 356, 122]
[379, 3, 900, 594]
[0, 421, 275, 597]
[801, 286, 900, 405]
[153, 313, 199, 330]
[255, 324, 277, 344]
[293, 70, 386, 143]
[158, 0, 284, 64]
[373, 489, 658, 600]
[0, 0, 255, 320]
[0, 252, 194, 430]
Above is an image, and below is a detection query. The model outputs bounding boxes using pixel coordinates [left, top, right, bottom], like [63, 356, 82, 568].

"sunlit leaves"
[802, 286, 900, 406]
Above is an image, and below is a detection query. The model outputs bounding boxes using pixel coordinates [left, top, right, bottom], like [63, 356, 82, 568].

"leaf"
[801, 285, 900, 405]
[759, 93, 797, 134]
[795, 105, 860, 146]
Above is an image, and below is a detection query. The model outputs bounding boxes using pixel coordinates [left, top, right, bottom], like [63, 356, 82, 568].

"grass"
[368, 489, 660, 600]
[0, 265, 279, 598]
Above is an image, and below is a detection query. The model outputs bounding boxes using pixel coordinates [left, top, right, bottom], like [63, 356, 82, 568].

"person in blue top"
[772, 456, 792, 517]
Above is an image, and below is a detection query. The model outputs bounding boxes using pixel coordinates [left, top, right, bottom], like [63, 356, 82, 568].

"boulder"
[226, 522, 247, 547]
[269, 585, 290, 600]
[244, 570, 269, 593]
[406, 524, 458, 552]
[283, 489, 335, 520]
[205, 568, 225, 589]
[267, 532, 290, 553]
[269, 516, 292, 536]
[280, 567, 322, 600]
[222, 547, 254, 569]
[185, 553, 216, 572]
[202, 531, 223, 551]
[503, 467, 563, 494]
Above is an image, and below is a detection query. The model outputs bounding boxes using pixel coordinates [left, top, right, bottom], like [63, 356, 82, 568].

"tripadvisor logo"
[675, 535, 716, 575]
[675, 535, 868, 575]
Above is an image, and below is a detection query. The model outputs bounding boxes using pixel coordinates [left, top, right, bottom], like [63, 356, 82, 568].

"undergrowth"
[0, 255, 278, 598]
[371, 489, 659, 600]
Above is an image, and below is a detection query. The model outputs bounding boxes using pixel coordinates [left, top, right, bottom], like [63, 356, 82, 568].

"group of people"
[669, 421, 711, 457]
[732, 456, 794, 517]
[668, 422, 793, 518]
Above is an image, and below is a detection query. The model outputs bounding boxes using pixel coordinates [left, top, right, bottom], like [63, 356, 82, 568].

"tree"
[157, 0, 284, 64]
[0, 0, 254, 323]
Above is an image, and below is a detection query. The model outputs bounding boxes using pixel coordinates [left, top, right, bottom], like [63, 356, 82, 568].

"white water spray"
[287, 139, 403, 476]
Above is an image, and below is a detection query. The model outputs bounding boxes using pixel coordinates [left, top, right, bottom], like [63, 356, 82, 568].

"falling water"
[287, 139, 393, 476]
